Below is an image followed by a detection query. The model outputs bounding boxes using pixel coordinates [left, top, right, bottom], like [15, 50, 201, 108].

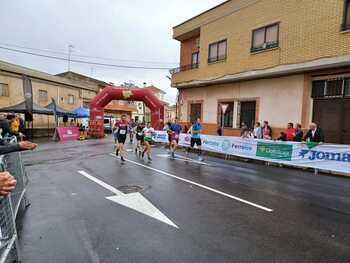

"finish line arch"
[88, 85, 164, 138]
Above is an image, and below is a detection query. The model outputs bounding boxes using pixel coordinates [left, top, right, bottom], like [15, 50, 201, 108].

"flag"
[22, 75, 33, 114]
[51, 98, 58, 125]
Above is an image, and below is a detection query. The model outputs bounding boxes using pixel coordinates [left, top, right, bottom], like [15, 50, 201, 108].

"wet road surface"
[19, 137, 350, 263]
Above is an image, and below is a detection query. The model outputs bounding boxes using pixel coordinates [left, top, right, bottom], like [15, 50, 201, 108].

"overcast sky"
[0, 0, 225, 103]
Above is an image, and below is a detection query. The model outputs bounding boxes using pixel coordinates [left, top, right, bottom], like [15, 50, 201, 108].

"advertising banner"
[177, 133, 350, 175]
[152, 131, 169, 143]
[56, 127, 80, 141]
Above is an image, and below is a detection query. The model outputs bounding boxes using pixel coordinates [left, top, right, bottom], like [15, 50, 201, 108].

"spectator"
[0, 140, 37, 155]
[277, 132, 287, 141]
[262, 121, 272, 140]
[0, 172, 16, 196]
[0, 114, 11, 137]
[294, 124, 304, 142]
[240, 122, 249, 136]
[217, 127, 222, 136]
[10, 116, 20, 135]
[253, 122, 262, 139]
[303, 122, 325, 143]
[17, 114, 25, 133]
[286, 122, 296, 141]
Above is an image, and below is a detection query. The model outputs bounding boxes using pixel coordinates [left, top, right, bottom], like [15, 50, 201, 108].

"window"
[38, 90, 48, 102]
[342, 0, 350, 31]
[67, 94, 75, 104]
[191, 52, 199, 68]
[251, 23, 279, 52]
[312, 79, 349, 98]
[240, 101, 256, 129]
[208, 40, 227, 63]
[0, 83, 9, 97]
[218, 102, 234, 128]
[345, 79, 350, 96]
[189, 103, 202, 123]
[325, 79, 343, 97]
[83, 101, 90, 108]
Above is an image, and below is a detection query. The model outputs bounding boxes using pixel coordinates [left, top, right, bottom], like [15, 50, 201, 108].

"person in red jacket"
[285, 122, 296, 141]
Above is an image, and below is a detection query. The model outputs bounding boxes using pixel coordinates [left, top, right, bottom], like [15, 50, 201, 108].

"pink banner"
[56, 127, 80, 141]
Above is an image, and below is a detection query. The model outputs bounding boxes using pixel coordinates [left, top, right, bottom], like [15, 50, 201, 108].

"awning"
[73, 106, 89, 118]
[0, 101, 53, 115]
[45, 102, 77, 117]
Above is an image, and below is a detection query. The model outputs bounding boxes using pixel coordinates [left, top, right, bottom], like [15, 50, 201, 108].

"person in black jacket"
[0, 114, 11, 137]
[303, 122, 325, 143]
[0, 140, 36, 155]
[294, 124, 304, 142]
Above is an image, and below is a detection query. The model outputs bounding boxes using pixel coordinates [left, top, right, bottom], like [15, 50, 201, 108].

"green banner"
[256, 142, 293, 161]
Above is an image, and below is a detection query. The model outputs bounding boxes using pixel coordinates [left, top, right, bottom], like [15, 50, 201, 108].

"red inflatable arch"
[88, 85, 164, 138]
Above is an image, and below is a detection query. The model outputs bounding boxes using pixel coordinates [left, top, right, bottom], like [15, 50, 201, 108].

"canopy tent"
[73, 106, 90, 118]
[45, 102, 77, 117]
[0, 101, 53, 115]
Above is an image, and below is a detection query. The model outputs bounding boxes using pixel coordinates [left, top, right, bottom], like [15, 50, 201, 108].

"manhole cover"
[117, 185, 144, 194]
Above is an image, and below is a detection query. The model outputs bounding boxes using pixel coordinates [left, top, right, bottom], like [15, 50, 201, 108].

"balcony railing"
[170, 63, 199, 74]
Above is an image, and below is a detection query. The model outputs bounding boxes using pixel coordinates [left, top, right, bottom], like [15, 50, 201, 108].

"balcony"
[170, 63, 199, 74]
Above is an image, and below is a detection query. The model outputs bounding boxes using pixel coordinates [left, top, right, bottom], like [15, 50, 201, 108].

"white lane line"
[156, 154, 208, 165]
[78, 170, 122, 195]
[108, 153, 273, 212]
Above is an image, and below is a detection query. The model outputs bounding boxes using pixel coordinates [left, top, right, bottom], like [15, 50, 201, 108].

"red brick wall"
[180, 36, 200, 67]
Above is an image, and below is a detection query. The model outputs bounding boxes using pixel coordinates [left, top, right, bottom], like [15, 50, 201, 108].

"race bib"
[137, 132, 143, 136]
[119, 129, 126, 135]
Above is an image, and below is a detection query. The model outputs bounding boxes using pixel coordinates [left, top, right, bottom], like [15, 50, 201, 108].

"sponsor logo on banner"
[152, 131, 168, 143]
[203, 139, 220, 147]
[231, 142, 253, 152]
[222, 140, 231, 151]
[299, 149, 350, 163]
[256, 142, 293, 161]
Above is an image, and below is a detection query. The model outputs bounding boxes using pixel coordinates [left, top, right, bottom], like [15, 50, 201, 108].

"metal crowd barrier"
[0, 136, 29, 263]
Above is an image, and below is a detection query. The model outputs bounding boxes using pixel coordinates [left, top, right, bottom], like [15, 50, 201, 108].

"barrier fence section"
[0, 137, 28, 263]
[152, 131, 350, 175]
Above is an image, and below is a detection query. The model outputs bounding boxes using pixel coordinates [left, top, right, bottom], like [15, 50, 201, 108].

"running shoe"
[115, 149, 119, 156]
[171, 151, 175, 159]
[121, 156, 125, 162]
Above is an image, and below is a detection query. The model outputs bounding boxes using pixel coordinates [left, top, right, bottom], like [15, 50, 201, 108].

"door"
[342, 100, 350, 144]
[189, 103, 202, 124]
[240, 101, 256, 129]
[313, 99, 343, 144]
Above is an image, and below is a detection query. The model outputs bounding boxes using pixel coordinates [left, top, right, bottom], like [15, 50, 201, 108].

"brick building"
[171, 0, 350, 144]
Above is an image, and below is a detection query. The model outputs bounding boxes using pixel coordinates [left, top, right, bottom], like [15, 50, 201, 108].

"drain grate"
[117, 185, 144, 194]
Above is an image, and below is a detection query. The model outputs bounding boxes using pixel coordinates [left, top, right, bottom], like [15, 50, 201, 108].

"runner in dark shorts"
[169, 119, 182, 158]
[135, 122, 145, 157]
[115, 115, 129, 162]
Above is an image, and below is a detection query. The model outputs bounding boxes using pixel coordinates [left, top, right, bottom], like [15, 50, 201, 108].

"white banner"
[178, 133, 350, 175]
[152, 131, 169, 143]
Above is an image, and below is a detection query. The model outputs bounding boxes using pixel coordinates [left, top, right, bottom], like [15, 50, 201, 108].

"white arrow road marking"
[156, 154, 208, 165]
[78, 170, 178, 228]
[109, 154, 273, 213]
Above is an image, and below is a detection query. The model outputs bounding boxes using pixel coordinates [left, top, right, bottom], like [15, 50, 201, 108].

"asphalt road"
[19, 137, 350, 263]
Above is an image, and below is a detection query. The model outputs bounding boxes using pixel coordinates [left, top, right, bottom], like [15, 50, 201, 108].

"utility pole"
[68, 44, 74, 71]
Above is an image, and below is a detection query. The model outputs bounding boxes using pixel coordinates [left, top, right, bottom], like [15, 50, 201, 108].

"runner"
[128, 119, 136, 144]
[169, 119, 182, 158]
[135, 122, 145, 157]
[163, 121, 172, 152]
[142, 122, 155, 162]
[115, 115, 129, 162]
[112, 119, 119, 151]
[187, 118, 203, 161]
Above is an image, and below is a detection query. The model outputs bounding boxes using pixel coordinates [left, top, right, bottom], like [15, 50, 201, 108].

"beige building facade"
[171, 0, 350, 144]
[0, 61, 98, 129]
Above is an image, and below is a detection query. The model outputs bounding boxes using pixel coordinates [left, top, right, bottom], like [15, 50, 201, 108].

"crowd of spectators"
[239, 121, 325, 143]
[0, 113, 37, 197]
